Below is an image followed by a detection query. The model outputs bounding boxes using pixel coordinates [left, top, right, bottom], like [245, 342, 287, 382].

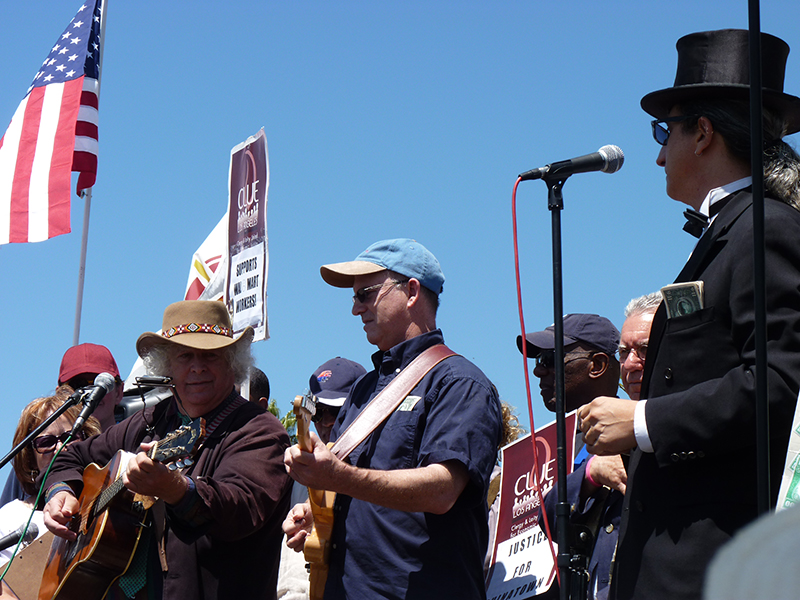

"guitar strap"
[330, 344, 456, 461]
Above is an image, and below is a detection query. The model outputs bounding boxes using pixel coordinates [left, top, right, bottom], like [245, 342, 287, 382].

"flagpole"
[72, 0, 108, 346]
[72, 189, 91, 345]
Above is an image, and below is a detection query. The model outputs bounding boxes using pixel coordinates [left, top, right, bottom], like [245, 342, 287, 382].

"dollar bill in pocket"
[661, 281, 704, 318]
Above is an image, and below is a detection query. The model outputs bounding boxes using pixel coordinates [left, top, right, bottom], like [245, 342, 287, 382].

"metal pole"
[72, 0, 108, 345]
[747, 0, 770, 515]
[72, 188, 92, 345]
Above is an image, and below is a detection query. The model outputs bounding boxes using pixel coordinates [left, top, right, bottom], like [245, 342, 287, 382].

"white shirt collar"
[698, 176, 752, 218]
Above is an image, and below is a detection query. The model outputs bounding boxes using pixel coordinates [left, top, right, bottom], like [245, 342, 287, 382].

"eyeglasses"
[651, 115, 698, 146]
[535, 350, 596, 369]
[618, 343, 648, 362]
[352, 279, 409, 304]
[32, 431, 83, 454]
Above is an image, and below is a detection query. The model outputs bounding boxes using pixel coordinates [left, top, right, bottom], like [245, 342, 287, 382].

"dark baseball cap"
[309, 357, 367, 408]
[517, 313, 620, 357]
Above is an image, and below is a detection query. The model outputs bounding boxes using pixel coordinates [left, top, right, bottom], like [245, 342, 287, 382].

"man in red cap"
[57, 342, 124, 431]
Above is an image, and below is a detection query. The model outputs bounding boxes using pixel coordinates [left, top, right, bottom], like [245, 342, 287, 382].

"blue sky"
[1, 1, 799, 480]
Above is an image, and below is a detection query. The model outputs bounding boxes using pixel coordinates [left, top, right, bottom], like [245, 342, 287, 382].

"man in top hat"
[283, 238, 503, 600]
[519, 314, 623, 600]
[576, 30, 800, 599]
[308, 357, 366, 445]
[42, 300, 292, 600]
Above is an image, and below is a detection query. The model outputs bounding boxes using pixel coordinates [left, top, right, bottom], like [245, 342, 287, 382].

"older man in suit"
[577, 29, 800, 600]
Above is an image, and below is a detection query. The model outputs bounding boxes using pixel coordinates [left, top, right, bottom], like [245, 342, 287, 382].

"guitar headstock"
[150, 418, 207, 467]
[293, 394, 316, 422]
[293, 394, 316, 452]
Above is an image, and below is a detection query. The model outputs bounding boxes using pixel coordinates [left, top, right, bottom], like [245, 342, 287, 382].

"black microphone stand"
[544, 174, 589, 600]
[0, 388, 87, 470]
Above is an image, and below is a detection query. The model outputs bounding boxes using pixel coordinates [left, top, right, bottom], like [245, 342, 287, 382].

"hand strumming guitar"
[43, 490, 80, 541]
[282, 501, 314, 552]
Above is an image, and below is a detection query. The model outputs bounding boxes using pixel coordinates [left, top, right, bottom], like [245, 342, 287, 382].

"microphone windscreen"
[94, 372, 117, 393]
[598, 145, 624, 173]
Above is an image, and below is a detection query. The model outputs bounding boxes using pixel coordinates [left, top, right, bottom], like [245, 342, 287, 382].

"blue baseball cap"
[320, 238, 445, 294]
[517, 313, 620, 357]
[309, 357, 366, 408]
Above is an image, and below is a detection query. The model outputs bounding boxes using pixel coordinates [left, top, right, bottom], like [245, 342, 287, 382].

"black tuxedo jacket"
[612, 190, 800, 600]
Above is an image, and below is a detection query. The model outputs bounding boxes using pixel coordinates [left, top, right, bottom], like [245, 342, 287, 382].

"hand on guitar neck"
[44, 441, 191, 541]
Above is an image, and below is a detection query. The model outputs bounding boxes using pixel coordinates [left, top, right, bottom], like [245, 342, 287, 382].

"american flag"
[0, 0, 104, 244]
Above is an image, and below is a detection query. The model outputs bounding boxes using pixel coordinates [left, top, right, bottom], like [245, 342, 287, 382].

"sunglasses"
[352, 279, 409, 304]
[311, 403, 340, 424]
[650, 115, 698, 146]
[32, 430, 83, 454]
[535, 350, 596, 369]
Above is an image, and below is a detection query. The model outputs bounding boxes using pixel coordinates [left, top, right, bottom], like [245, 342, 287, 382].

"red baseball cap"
[58, 343, 120, 385]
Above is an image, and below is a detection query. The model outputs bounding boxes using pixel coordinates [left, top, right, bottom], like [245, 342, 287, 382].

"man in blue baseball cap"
[284, 238, 503, 600]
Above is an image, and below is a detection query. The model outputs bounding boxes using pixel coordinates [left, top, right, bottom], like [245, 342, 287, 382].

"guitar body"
[304, 487, 336, 600]
[38, 451, 146, 600]
[293, 395, 336, 600]
[38, 419, 206, 600]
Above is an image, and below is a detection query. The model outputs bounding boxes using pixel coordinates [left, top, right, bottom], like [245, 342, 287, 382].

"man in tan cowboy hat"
[282, 238, 503, 600]
[576, 30, 800, 599]
[42, 300, 292, 600]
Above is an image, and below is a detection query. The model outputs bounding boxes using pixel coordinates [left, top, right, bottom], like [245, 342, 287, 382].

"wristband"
[44, 482, 75, 505]
[585, 456, 601, 488]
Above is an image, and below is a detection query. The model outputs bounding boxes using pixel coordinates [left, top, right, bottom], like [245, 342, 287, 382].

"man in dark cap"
[519, 314, 623, 600]
[308, 357, 366, 444]
[283, 238, 503, 600]
[577, 30, 800, 599]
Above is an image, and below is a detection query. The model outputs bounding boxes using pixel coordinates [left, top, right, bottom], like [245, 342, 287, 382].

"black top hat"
[641, 29, 800, 134]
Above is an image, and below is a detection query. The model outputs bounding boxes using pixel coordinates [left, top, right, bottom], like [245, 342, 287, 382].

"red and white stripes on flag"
[0, 0, 103, 244]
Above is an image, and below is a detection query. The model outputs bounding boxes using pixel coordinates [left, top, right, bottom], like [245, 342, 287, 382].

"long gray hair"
[142, 341, 254, 384]
[680, 100, 800, 209]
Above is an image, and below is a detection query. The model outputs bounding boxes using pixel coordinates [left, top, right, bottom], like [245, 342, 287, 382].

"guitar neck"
[92, 466, 127, 519]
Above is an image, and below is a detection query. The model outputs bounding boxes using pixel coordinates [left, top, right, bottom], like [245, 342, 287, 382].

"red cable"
[511, 176, 560, 587]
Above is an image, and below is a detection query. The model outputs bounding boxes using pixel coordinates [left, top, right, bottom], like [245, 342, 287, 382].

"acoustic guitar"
[38, 418, 206, 600]
[292, 395, 337, 600]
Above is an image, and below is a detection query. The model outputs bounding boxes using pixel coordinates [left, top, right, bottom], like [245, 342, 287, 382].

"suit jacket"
[612, 190, 800, 600]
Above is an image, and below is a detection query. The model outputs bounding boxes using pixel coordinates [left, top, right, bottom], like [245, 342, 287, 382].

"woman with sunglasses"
[0, 388, 100, 570]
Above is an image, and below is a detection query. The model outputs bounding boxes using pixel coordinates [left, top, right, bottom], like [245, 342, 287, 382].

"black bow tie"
[683, 196, 733, 238]
[683, 208, 708, 238]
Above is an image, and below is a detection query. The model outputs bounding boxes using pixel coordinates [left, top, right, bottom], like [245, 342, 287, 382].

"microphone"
[70, 372, 117, 436]
[0, 522, 38, 552]
[519, 144, 624, 181]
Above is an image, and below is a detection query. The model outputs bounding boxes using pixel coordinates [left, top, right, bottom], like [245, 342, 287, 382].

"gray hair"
[624, 291, 663, 318]
[679, 100, 800, 208]
[142, 341, 254, 385]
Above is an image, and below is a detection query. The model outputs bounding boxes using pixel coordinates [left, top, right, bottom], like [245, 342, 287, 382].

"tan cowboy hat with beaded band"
[136, 300, 254, 357]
